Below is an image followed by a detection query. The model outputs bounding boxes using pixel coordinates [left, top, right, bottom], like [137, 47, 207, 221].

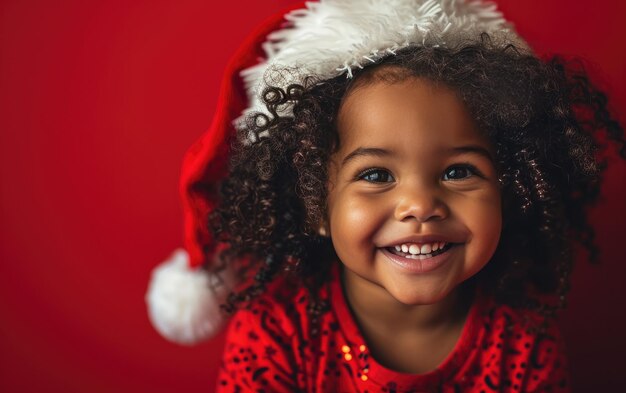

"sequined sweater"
[216, 264, 570, 393]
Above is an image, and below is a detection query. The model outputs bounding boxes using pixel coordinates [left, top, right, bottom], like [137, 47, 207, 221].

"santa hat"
[145, 0, 527, 345]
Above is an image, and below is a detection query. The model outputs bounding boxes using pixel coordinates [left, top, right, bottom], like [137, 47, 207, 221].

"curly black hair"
[209, 34, 625, 327]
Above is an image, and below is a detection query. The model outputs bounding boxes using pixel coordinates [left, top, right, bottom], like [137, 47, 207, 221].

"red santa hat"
[145, 0, 528, 345]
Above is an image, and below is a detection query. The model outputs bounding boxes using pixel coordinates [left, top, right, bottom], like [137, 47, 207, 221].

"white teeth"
[392, 242, 448, 256]
[419, 254, 427, 260]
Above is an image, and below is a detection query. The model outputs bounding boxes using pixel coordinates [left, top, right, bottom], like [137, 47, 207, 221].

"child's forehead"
[334, 76, 493, 156]
[338, 77, 466, 132]
[341, 64, 452, 112]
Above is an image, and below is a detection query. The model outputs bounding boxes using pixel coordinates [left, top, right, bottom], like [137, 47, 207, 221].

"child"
[145, 1, 625, 392]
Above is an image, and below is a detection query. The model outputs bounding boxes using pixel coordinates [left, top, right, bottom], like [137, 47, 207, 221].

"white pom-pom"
[146, 248, 235, 345]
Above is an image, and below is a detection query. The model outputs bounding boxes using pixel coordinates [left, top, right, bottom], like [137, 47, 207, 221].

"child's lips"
[379, 243, 458, 274]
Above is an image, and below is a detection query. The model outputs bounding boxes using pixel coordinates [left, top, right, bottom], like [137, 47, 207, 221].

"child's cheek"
[462, 188, 503, 271]
[327, 188, 388, 266]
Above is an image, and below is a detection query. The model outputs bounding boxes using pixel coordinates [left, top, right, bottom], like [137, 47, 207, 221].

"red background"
[1, 1, 624, 392]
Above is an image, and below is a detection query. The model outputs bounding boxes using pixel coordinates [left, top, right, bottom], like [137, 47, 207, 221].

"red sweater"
[217, 265, 570, 392]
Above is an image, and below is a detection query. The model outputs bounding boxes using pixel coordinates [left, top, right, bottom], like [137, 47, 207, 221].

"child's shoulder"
[482, 295, 562, 340]
[225, 272, 329, 339]
[218, 274, 333, 389]
[473, 295, 569, 390]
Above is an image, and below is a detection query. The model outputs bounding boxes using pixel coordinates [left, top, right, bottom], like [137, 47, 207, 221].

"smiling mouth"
[384, 242, 456, 260]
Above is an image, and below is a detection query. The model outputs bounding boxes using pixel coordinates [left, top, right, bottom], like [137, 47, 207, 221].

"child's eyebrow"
[341, 145, 494, 167]
[341, 147, 391, 167]
[450, 145, 494, 163]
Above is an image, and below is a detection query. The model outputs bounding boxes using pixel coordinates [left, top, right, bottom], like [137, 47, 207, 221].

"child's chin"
[385, 285, 454, 307]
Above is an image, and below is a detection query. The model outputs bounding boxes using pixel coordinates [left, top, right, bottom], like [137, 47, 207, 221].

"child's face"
[326, 75, 502, 306]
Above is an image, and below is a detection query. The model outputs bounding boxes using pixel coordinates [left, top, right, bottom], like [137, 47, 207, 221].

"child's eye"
[442, 165, 481, 181]
[357, 168, 395, 183]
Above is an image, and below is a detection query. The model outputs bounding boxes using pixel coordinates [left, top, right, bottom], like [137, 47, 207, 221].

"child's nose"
[393, 186, 449, 223]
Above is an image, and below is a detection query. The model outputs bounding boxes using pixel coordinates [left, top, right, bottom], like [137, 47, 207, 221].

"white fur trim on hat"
[236, 0, 528, 131]
[146, 249, 235, 345]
